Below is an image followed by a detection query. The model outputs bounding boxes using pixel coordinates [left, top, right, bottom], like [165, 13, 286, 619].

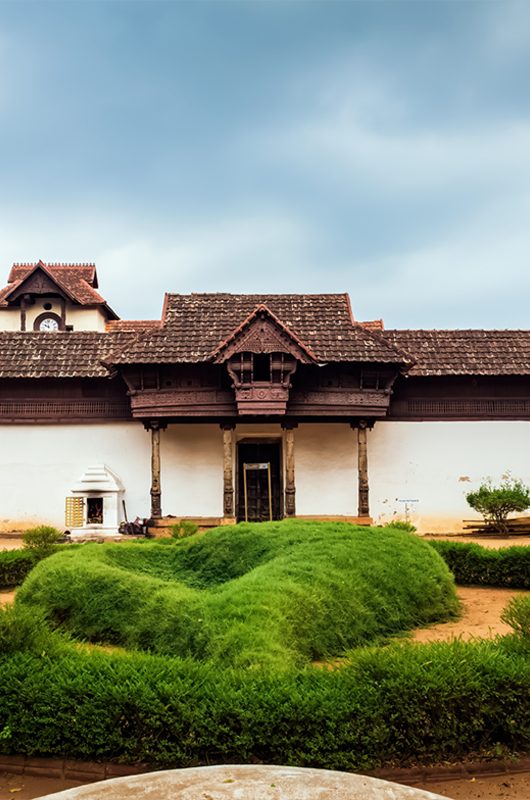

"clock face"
[39, 316, 60, 331]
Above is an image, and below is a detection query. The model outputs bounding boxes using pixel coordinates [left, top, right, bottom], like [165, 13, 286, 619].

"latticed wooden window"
[65, 497, 84, 527]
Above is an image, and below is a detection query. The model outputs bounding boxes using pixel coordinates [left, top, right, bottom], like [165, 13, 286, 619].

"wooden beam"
[221, 423, 235, 518]
[282, 422, 297, 517]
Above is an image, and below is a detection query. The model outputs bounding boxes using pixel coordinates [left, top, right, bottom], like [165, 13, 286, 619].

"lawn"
[15, 520, 458, 669]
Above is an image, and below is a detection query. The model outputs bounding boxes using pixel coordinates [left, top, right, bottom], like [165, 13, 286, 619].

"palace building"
[0, 260, 529, 535]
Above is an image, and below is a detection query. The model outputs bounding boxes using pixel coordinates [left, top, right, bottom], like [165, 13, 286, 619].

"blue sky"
[1, 0, 530, 328]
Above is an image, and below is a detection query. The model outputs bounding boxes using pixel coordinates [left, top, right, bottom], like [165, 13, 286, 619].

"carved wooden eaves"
[5, 263, 71, 304]
[211, 304, 318, 365]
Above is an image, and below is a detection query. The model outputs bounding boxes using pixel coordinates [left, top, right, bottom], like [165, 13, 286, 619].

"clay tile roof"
[360, 319, 384, 332]
[106, 293, 407, 365]
[0, 262, 118, 318]
[0, 331, 137, 378]
[8, 262, 97, 286]
[383, 330, 530, 376]
[105, 320, 162, 332]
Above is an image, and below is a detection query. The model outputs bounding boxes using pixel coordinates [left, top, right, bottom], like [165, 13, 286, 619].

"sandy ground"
[0, 771, 82, 799]
[0, 538, 24, 551]
[0, 589, 16, 605]
[423, 534, 530, 549]
[412, 585, 529, 643]
[414, 772, 530, 799]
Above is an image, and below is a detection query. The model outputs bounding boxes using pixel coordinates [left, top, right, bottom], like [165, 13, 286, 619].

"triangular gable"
[3, 262, 77, 304]
[211, 304, 318, 364]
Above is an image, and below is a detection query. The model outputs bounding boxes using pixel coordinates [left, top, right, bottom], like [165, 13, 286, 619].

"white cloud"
[262, 115, 530, 196]
[0, 209, 317, 319]
[352, 191, 530, 328]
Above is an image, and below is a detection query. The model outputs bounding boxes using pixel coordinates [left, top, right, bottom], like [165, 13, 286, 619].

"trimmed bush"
[0, 636, 530, 768]
[429, 540, 530, 588]
[502, 594, 530, 637]
[17, 521, 458, 669]
[23, 525, 62, 552]
[0, 550, 40, 588]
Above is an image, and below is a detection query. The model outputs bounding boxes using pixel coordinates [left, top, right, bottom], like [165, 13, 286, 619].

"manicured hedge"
[428, 540, 530, 588]
[0, 550, 40, 588]
[0, 635, 530, 769]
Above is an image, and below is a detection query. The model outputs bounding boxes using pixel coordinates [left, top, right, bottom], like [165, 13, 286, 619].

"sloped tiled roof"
[383, 330, 530, 376]
[105, 320, 162, 332]
[8, 262, 97, 286]
[0, 262, 118, 318]
[104, 293, 407, 365]
[0, 332, 137, 378]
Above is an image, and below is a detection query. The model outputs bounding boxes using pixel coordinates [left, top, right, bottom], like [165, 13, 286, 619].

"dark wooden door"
[237, 442, 282, 522]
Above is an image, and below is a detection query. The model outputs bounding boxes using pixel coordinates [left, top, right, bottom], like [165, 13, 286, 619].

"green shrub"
[170, 520, 199, 539]
[466, 477, 530, 534]
[16, 521, 458, 669]
[0, 604, 65, 657]
[428, 540, 530, 587]
[0, 550, 40, 588]
[501, 595, 530, 637]
[0, 636, 530, 768]
[383, 520, 417, 533]
[23, 525, 62, 552]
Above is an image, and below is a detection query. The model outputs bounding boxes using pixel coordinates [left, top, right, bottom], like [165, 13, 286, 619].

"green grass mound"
[17, 521, 458, 669]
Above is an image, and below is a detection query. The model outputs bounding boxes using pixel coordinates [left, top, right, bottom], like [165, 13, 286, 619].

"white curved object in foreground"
[35, 764, 448, 800]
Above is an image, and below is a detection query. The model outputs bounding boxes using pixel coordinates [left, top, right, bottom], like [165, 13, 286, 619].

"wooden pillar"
[355, 420, 370, 518]
[282, 422, 297, 517]
[145, 421, 165, 518]
[60, 298, 66, 330]
[20, 296, 27, 332]
[221, 423, 235, 518]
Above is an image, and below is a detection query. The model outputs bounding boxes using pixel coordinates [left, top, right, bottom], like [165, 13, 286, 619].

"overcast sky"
[0, 0, 529, 328]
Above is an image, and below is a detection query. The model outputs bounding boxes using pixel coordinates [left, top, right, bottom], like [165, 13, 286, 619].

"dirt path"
[0, 589, 16, 605]
[0, 537, 24, 551]
[414, 771, 530, 799]
[412, 586, 529, 643]
[424, 535, 530, 549]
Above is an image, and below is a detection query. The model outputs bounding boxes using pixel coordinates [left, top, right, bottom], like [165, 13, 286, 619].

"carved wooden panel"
[389, 398, 530, 420]
[129, 388, 236, 418]
[0, 399, 131, 421]
[234, 384, 290, 415]
[214, 313, 314, 364]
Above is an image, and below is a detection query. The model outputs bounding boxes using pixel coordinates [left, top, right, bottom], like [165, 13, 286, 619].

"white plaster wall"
[0, 301, 107, 332]
[68, 307, 107, 331]
[0, 309, 22, 330]
[295, 424, 357, 515]
[3, 419, 530, 533]
[369, 421, 530, 533]
[161, 424, 224, 517]
[25, 297, 63, 330]
[0, 423, 151, 531]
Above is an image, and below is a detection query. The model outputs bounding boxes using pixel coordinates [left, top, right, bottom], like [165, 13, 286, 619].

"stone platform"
[35, 764, 447, 799]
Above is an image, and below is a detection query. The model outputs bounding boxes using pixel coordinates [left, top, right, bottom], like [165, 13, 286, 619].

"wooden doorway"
[237, 440, 282, 522]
